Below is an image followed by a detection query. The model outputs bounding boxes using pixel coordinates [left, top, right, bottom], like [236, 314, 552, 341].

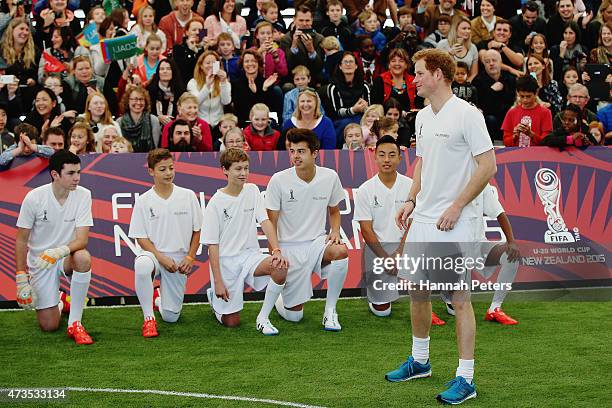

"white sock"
[135, 256, 155, 319]
[57, 291, 63, 314]
[456, 359, 474, 384]
[257, 281, 284, 321]
[490, 253, 519, 313]
[324, 258, 348, 311]
[68, 271, 91, 325]
[412, 336, 430, 364]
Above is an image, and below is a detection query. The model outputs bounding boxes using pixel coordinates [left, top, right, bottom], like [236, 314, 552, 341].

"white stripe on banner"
[63, 387, 327, 408]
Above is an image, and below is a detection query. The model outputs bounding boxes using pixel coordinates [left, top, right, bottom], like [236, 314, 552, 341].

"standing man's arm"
[437, 149, 497, 231]
[396, 157, 422, 229]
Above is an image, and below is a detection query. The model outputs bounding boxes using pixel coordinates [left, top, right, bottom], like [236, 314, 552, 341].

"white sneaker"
[256, 318, 279, 336]
[445, 302, 455, 316]
[207, 288, 223, 324]
[323, 308, 341, 331]
[368, 302, 391, 317]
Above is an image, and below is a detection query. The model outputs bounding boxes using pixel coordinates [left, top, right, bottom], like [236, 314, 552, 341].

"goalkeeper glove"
[34, 246, 70, 269]
[16, 271, 36, 310]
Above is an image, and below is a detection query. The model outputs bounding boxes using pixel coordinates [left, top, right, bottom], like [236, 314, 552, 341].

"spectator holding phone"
[188, 51, 232, 127]
[172, 19, 206, 87]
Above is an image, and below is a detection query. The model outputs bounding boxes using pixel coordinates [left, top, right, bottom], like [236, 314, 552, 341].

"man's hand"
[158, 254, 178, 273]
[192, 123, 202, 141]
[326, 230, 342, 245]
[436, 203, 462, 231]
[16, 271, 35, 310]
[504, 241, 520, 263]
[263, 73, 278, 91]
[301, 33, 315, 54]
[34, 246, 70, 269]
[271, 252, 289, 269]
[292, 29, 302, 48]
[215, 280, 230, 301]
[178, 256, 195, 275]
[395, 200, 414, 230]
[491, 81, 504, 91]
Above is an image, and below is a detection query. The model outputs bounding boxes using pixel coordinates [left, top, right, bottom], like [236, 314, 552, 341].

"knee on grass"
[222, 313, 240, 328]
[159, 309, 181, 323]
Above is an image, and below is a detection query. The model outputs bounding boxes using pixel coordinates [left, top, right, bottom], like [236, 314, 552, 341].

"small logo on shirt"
[174, 210, 188, 216]
[435, 132, 450, 139]
[244, 207, 254, 213]
[149, 207, 159, 220]
[41, 210, 48, 222]
[312, 196, 328, 201]
[223, 209, 232, 220]
[373, 195, 382, 208]
[288, 189, 297, 202]
[417, 124, 423, 140]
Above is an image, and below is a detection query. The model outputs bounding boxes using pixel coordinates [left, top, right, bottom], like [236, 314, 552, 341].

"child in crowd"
[451, 61, 478, 105]
[243, 103, 280, 151]
[131, 5, 167, 53]
[261, 1, 286, 35]
[355, 10, 386, 52]
[354, 35, 381, 84]
[135, 34, 166, 87]
[342, 123, 364, 150]
[361, 104, 384, 147]
[111, 135, 134, 153]
[320, 0, 354, 51]
[69, 122, 96, 155]
[423, 14, 451, 48]
[321, 36, 343, 82]
[370, 118, 404, 149]
[283, 66, 325, 122]
[502, 75, 553, 147]
[541, 104, 593, 147]
[217, 32, 241, 81]
[213, 113, 239, 151]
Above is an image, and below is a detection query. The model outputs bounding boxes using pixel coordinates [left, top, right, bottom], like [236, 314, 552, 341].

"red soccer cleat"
[59, 291, 70, 314]
[431, 311, 446, 326]
[485, 307, 518, 325]
[142, 316, 159, 338]
[67, 321, 94, 345]
[153, 287, 160, 312]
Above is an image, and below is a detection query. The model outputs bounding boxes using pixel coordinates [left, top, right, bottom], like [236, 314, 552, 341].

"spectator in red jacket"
[502, 75, 552, 146]
[243, 103, 280, 151]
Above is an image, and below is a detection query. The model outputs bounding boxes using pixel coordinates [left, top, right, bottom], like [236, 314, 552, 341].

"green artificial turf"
[0, 296, 610, 407]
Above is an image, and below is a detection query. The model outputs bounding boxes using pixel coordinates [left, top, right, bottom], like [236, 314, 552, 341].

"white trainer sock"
[412, 336, 430, 364]
[324, 258, 348, 311]
[68, 271, 91, 325]
[257, 281, 284, 321]
[456, 359, 475, 384]
[134, 256, 155, 319]
[490, 253, 519, 313]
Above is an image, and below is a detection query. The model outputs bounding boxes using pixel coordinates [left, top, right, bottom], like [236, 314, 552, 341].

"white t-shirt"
[414, 95, 493, 223]
[201, 183, 268, 257]
[265, 166, 345, 243]
[483, 184, 504, 219]
[354, 173, 413, 243]
[16, 184, 93, 267]
[128, 185, 202, 253]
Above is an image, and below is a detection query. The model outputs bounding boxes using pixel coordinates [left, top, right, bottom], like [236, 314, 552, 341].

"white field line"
[61, 387, 327, 408]
[0, 387, 326, 408]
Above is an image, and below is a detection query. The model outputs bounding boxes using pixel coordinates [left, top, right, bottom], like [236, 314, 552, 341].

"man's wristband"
[185, 255, 195, 262]
[16, 270, 27, 276]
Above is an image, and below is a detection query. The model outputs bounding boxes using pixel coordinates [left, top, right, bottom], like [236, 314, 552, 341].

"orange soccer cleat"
[485, 307, 518, 325]
[431, 311, 446, 326]
[142, 316, 159, 338]
[67, 321, 94, 345]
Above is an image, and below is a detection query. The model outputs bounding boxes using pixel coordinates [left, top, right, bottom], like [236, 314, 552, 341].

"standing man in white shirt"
[202, 148, 288, 335]
[128, 149, 202, 338]
[15, 150, 95, 345]
[265, 128, 348, 331]
[353, 136, 412, 317]
[386, 49, 497, 405]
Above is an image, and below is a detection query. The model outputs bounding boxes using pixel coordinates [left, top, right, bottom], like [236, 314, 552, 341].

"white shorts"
[210, 249, 270, 315]
[399, 219, 481, 285]
[29, 258, 67, 310]
[136, 251, 188, 314]
[279, 235, 329, 309]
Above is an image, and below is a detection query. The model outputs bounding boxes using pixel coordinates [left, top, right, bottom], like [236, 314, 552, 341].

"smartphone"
[0, 75, 15, 84]
[198, 28, 207, 42]
[212, 61, 220, 75]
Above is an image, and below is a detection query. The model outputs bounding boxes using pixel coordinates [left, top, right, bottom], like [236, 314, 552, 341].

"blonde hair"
[111, 135, 134, 152]
[447, 15, 472, 49]
[219, 113, 238, 125]
[343, 123, 363, 141]
[177, 91, 199, 107]
[193, 51, 221, 97]
[138, 5, 158, 32]
[84, 92, 114, 125]
[358, 10, 376, 25]
[294, 89, 321, 120]
[292, 65, 310, 77]
[361, 104, 384, 126]
[69, 122, 96, 154]
[321, 36, 340, 51]
[249, 103, 270, 119]
[1, 18, 36, 69]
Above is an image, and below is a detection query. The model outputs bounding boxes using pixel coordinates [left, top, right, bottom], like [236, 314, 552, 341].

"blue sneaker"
[436, 376, 477, 405]
[385, 356, 432, 382]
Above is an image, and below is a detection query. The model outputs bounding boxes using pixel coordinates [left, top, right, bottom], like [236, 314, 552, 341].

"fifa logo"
[288, 189, 296, 202]
[534, 168, 579, 244]
[42, 210, 48, 221]
[223, 209, 232, 220]
[149, 208, 156, 218]
[373, 195, 382, 208]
